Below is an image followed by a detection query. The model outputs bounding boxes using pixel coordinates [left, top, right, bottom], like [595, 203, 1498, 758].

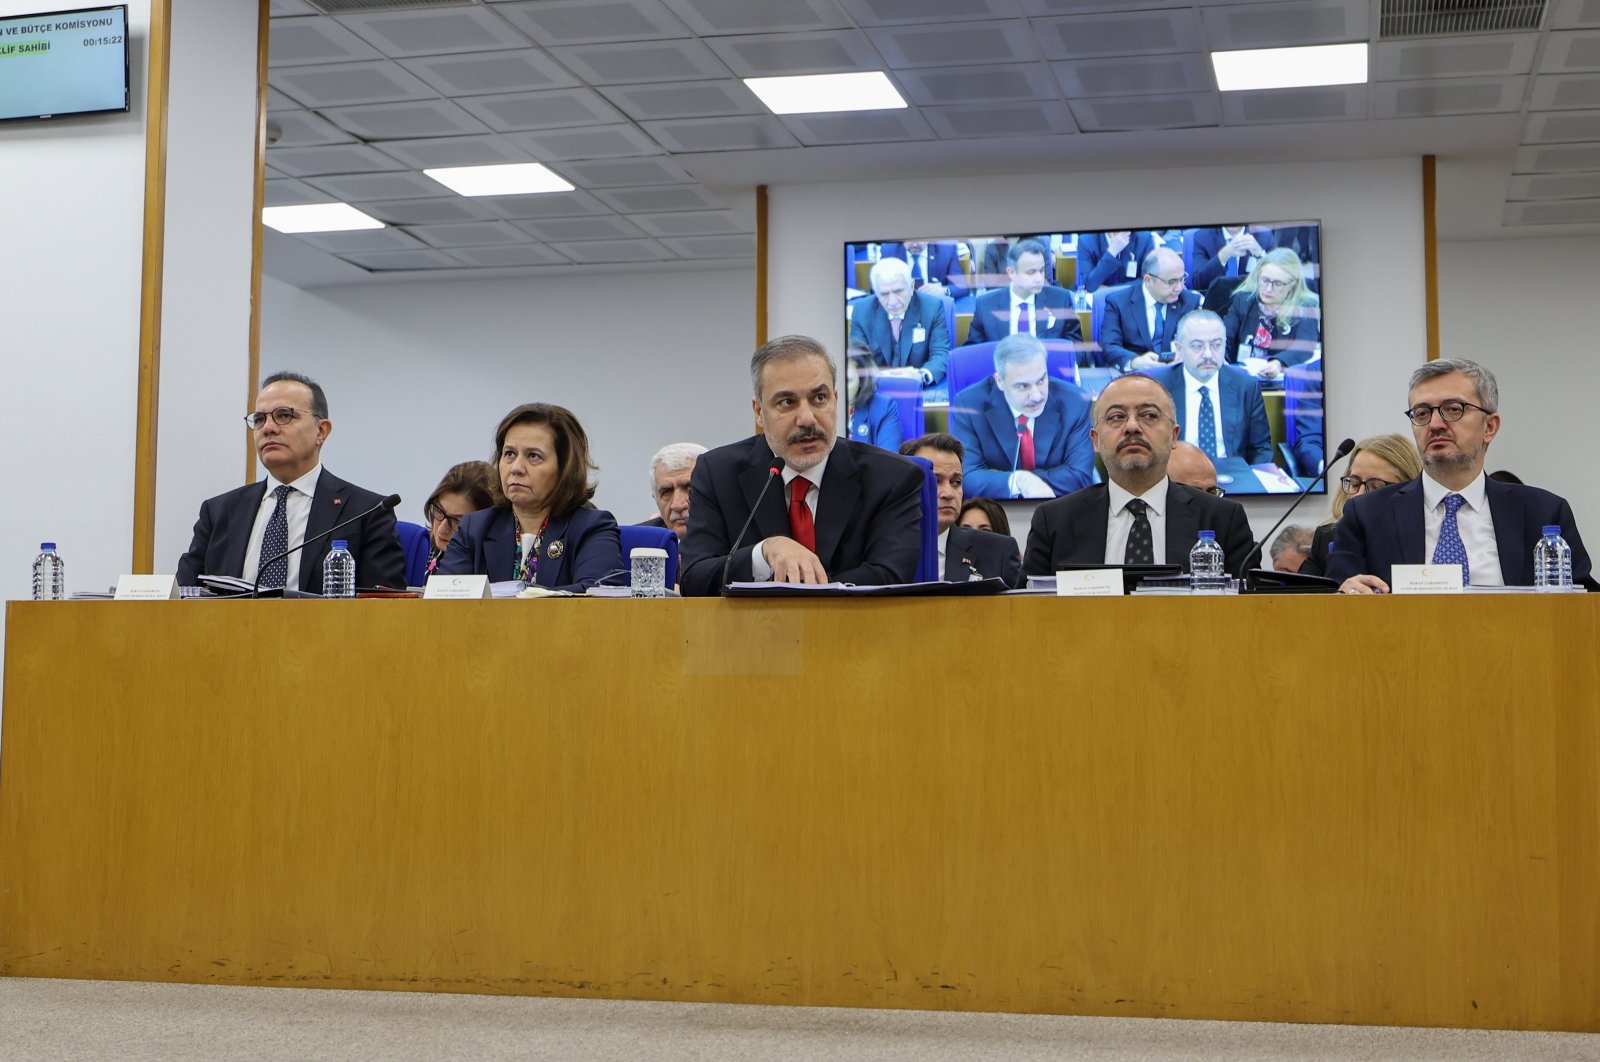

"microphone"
[722, 464, 784, 592]
[1239, 438, 1354, 584]
[252, 493, 401, 598]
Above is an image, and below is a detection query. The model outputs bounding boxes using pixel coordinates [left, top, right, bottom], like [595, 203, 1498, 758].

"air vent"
[305, 0, 470, 14]
[1380, 0, 1545, 38]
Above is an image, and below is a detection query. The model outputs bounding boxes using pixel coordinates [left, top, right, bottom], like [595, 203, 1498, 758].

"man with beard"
[678, 334, 925, 595]
[1022, 371, 1253, 577]
[1329, 359, 1591, 592]
[1145, 309, 1274, 466]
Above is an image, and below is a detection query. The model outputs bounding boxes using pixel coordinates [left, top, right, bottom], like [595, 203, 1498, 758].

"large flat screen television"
[842, 222, 1325, 499]
[0, 5, 129, 123]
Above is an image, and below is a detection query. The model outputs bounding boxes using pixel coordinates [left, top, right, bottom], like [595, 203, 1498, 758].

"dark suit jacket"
[1097, 284, 1202, 370]
[944, 525, 1022, 587]
[1075, 231, 1156, 292]
[847, 392, 903, 452]
[882, 242, 969, 300]
[1300, 521, 1336, 578]
[965, 285, 1083, 346]
[848, 290, 951, 383]
[679, 436, 924, 596]
[437, 505, 621, 592]
[1222, 290, 1319, 369]
[1283, 358, 1324, 475]
[1146, 363, 1274, 467]
[176, 469, 406, 592]
[1185, 227, 1277, 293]
[950, 376, 1094, 499]
[1023, 481, 1255, 577]
[1325, 477, 1593, 587]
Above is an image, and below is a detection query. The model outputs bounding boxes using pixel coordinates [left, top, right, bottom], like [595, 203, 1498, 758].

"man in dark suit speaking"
[1023, 371, 1253, 577]
[1145, 309, 1274, 466]
[964, 239, 1083, 347]
[1329, 358, 1591, 592]
[177, 371, 405, 591]
[899, 433, 1022, 586]
[679, 335, 924, 594]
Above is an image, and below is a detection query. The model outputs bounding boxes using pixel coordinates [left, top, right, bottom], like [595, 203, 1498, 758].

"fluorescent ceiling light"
[261, 203, 384, 234]
[1211, 42, 1368, 92]
[744, 72, 906, 115]
[424, 162, 574, 197]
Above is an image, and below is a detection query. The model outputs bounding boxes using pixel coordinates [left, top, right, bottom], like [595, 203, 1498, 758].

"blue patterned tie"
[1196, 386, 1219, 458]
[1153, 301, 1166, 347]
[1432, 493, 1469, 585]
[257, 484, 293, 589]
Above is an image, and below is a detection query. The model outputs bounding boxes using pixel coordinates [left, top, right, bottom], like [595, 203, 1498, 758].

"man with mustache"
[1022, 371, 1253, 577]
[678, 335, 925, 594]
[1145, 309, 1274, 466]
[1329, 358, 1592, 592]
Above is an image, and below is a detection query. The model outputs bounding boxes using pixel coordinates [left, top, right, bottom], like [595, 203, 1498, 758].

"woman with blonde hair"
[1223, 246, 1320, 376]
[1300, 433, 1422, 577]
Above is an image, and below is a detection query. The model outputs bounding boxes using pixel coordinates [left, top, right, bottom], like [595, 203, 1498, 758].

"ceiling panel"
[475, 189, 614, 219]
[338, 248, 468, 271]
[867, 21, 1041, 68]
[639, 115, 801, 151]
[1032, 10, 1201, 61]
[271, 0, 316, 15]
[598, 79, 765, 120]
[400, 50, 580, 97]
[457, 88, 629, 133]
[338, 7, 531, 57]
[271, 60, 439, 108]
[446, 244, 573, 267]
[492, 0, 694, 46]
[1371, 34, 1539, 81]
[360, 197, 498, 225]
[264, 178, 329, 207]
[296, 227, 428, 254]
[268, 18, 381, 67]
[552, 239, 677, 262]
[556, 156, 698, 186]
[547, 40, 731, 85]
[267, 143, 408, 177]
[303, 171, 452, 201]
[1201, 1, 1366, 50]
[629, 209, 750, 236]
[837, 0, 1023, 25]
[266, 109, 357, 148]
[513, 215, 649, 241]
[894, 63, 1058, 105]
[372, 134, 532, 170]
[1219, 85, 1367, 125]
[1374, 77, 1527, 117]
[779, 109, 936, 146]
[320, 99, 491, 141]
[1502, 198, 1600, 224]
[1541, 30, 1600, 72]
[657, 234, 758, 257]
[594, 185, 727, 213]
[1515, 142, 1600, 171]
[1069, 91, 1220, 131]
[1052, 53, 1212, 98]
[1524, 108, 1600, 142]
[704, 29, 883, 76]
[504, 124, 665, 160]
[921, 100, 1078, 138]
[661, 0, 852, 35]
[1507, 171, 1600, 198]
[405, 221, 530, 248]
[1530, 72, 1600, 109]
[1549, 0, 1600, 30]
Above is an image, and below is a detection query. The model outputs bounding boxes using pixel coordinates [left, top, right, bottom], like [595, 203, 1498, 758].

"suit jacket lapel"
[301, 473, 347, 591]
[742, 436, 791, 544]
[1076, 486, 1111, 561]
[814, 444, 862, 570]
[985, 388, 1020, 470]
[1485, 477, 1523, 584]
[539, 511, 575, 586]
[484, 508, 516, 581]
[1393, 479, 1426, 565]
[942, 526, 964, 582]
[1164, 482, 1199, 565]
[227, 481, 269, 578]
[1221, 372, 1242, 456]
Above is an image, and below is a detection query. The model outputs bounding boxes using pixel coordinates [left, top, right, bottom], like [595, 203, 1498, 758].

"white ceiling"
[263, 0, 1600, 287]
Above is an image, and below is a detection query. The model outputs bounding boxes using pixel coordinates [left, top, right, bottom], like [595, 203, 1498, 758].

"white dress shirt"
[752, 457, 827, 581]
[1104, 476, 1170, 565]
[1421, 470, 1503, 587]
[242, 463, 323, 589]
[1182, 368, 1229, 459]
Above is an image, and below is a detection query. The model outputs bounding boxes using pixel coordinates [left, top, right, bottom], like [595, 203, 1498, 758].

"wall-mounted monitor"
[843, 222, 1325, 499]
[0, 5, 129, 124]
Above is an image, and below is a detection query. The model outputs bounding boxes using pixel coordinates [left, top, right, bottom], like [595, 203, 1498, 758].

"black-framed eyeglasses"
[430, 513, 463, 532]
[1099, 408, 1170, 429]
[1146, 272, 1188, 288]
[1204, 486, 1226, 497]
[244, 406, 316, 430]
[1340, 476, 1397, 495]
[1402, 400, 1489, 427]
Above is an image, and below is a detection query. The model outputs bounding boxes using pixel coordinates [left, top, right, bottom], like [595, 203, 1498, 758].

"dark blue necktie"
[1432, 493, 1469, 585]
[257, 484, 293, 589]
[1153, 302, 1166, 346]
[1197, 387, 1219, 458]
[1018, 301, 1033, 337]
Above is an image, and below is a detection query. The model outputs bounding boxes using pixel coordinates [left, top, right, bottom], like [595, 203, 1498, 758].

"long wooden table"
[2, 596, 1596, 1031]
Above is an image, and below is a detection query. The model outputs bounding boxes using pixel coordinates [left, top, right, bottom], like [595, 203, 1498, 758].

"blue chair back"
[904, 455, 940, 583]
[873, 372, 926, 442]
[1091, 283, 1132, 348]
[618, 525, 680, 587]
[947, 341, 1083, 406]
[395, 520, 432, 587]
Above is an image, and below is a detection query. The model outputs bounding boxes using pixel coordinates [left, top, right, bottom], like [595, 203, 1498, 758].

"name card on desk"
[424, 574, 491, 600]
[1390, 564, 1464, 595]
[1055, 569, 1124, 597]
[114, 574, 179, 600]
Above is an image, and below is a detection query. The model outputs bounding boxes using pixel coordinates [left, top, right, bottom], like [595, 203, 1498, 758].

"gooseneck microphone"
[722, 465, 783, 592]
[1239, 438, 1354, 579]
[251, 493, 402, 598]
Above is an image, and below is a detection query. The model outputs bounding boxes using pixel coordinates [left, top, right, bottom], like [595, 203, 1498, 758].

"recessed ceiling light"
[744, 72, 906, 115]
[1211, 42, 1368, 92]
[261, 203, 384, 234]
[424, 163, 575, 197]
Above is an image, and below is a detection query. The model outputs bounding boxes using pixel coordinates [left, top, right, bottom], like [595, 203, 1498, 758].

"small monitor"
[0, 5, 130, 123]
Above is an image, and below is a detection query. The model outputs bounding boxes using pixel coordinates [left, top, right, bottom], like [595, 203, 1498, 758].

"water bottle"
[32, 542, 66, 601]
[1189, 531, 1228, 595]
[1533, 526, 1573, 591]
[322, 540, 356, 598]
[1073, 286, 1090, 311]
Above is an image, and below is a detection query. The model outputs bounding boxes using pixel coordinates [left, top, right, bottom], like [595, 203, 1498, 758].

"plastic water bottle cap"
[1197, 530, 1216, 541]
[332, 540, 348, 550]
[1542, 526, 1561, 537]
[630, 547, 668, 560]
[40, 542, 56, 550]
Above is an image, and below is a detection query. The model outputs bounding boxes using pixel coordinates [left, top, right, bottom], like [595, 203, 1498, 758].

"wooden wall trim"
[246, 0, 270, 483]
[755, 184, 768, 348]
[1423, 154, 1439, 362]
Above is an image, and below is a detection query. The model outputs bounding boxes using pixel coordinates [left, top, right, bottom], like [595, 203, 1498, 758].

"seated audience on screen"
[1144, 310, 1274, 467]
[882, 240, 969, 300]
[1270, 526, 1314, 573]
[1023, 372, 1253, 576]
[848, 256, 951, 385]
[1097, 247, 1202, 371]
[642, 442, 708, 536]
[437, 403, 621, 592]
[177, 371, 406, 592]
[964, 239, 1083, 346]
[958, 497, 1011, 537]
[899, 433, 1022, 586]
[422, 460, 495, 578]
[678, 335, 924, 594]
[1186, 225, 1275, 294]
[844, 346, 903, 453]
[1167, 440, 1220, 495]
[1223, 247, 1320, 376]
[1328, 359, 1592, 592]
[1076, 230, 1157, 293]
[950, 333, 1094, 500]
[1299, 433, 1420, 578]
[978, 235, 1055, 290]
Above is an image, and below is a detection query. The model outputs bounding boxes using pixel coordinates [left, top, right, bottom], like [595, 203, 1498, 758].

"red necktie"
[788, 476, 815, 552]
[1017, 415, 1035, 471]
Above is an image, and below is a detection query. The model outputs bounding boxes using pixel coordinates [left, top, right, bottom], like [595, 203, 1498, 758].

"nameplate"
[423, 574, 491, 600]
[114, 574, 179, 600]
[1055, 569, 1124, 597]
[1390, 564, 1464, 595]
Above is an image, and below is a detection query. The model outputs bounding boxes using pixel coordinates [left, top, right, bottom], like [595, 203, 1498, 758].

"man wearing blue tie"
[1328, 359, 1592, 593]
[1097, 247, 1202, 371]
[1144, 310, 1274, 467]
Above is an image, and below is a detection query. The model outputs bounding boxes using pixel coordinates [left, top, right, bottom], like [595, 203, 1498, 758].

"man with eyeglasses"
[1097, 247, 1202, 371]
[1328, 358, 1592, 593]
[1144, 310, 1274, 467]
[176, 371, 406, 592]
[1167, 441, 1221, 496]
[1023, 372, 1252, 577]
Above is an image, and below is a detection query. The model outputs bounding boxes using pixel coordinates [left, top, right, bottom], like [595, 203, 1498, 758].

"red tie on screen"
[788, 476, 816, 552]
[1017, 415, 1036, 471]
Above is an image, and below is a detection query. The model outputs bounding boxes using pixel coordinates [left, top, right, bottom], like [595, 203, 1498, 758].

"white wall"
[258, 269, 755, 531]
[1438, 233, 1600, 539]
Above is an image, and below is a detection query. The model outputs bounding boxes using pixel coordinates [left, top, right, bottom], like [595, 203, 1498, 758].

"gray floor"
[0, 977, 1594, 1061]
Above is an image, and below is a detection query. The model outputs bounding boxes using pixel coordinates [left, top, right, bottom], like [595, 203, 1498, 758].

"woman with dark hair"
[422, 460, 495, 577]
[956, 497, 1011, 537]
[438, 403, 621, 592]
[845, 345, 902, 452]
